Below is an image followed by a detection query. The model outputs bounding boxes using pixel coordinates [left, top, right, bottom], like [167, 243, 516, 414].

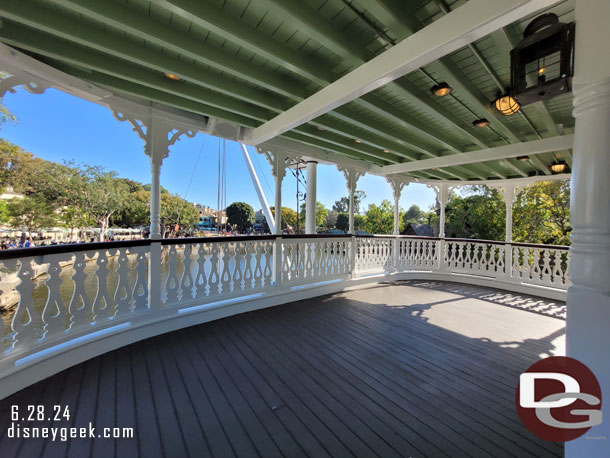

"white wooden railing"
[0, 234, 570, 399]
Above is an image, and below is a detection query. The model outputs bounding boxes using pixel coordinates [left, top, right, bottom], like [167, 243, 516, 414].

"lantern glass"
[494, 95, 521, 116]
[550, 161, 567, 174]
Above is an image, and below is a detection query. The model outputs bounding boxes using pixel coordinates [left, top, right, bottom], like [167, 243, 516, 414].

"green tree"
[60, 165, 130, 241]
[336, 213, 349, 232]
[332, 190, 366, 213]
[513, 181, 570, 245]
[113, 189, 150, 228]
[160, 193, 199, 236]
[402, 204, 426, 225]
[354, 214, 367, 232]
[336, 212, 368, 233]
[270, 206, 297, 232]
[0, 199, 8, 224]
[365, 200, 395, 234]
[299, 201, 328, 229]
[226, 201, 255, 232]
[7, 196, 56, 240]
[59, 206, 92, 240]
[445, 186, 505, 240]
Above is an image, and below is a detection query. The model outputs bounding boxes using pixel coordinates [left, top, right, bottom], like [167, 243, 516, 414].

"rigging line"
[177, 134, 207, 226]
[217, 137, 221, 232]
[223, 138, 227, 231]
[251, 149, 275, 198]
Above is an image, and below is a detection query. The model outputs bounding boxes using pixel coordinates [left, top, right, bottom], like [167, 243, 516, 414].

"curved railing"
[0, 234, 570, 399]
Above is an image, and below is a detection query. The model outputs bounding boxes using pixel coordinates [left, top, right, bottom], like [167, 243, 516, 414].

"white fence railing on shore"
[0, 235, 570, 398]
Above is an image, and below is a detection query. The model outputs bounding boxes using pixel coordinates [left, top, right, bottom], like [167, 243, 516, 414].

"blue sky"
[1, 87, 437, 213]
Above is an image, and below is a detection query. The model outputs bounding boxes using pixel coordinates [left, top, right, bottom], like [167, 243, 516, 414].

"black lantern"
[510, 13, 575, 106]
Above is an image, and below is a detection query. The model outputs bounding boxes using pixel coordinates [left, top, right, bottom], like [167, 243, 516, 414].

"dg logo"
[516, 356, 603, 442]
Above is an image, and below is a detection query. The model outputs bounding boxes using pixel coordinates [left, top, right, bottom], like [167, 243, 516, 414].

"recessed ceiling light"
[431, 82, 453, 97]
[164, 72, 181, 80]
[472, 118, 490, 128]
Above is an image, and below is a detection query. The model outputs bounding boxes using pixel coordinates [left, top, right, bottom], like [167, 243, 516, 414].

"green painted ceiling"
[0, 0, 575, 181]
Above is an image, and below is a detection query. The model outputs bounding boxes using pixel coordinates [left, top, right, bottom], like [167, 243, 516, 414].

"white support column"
[438, 183, 448, 239]
[149, 153, 163, 240]
[111, 111, 194, 310]
[339, 167, 364, 235]
[111, 111, 195, 239]
[567, 1, 610, 456]
[388, 178, 405, 236]
[388, 178, 406, 272]
[503, 182, 516, 280]
[273, 155, 285, 236]
[428, 183, 449, 271]
[305, 161, 318, 234]
[339, 167, 364, 277]
[269, 152, 287, 286]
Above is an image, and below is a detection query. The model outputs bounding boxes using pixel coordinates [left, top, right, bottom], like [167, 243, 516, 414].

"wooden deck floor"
[0, 280, 566, 458]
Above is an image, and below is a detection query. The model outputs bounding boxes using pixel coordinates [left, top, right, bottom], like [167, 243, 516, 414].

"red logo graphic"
[516, 356, 602, 442]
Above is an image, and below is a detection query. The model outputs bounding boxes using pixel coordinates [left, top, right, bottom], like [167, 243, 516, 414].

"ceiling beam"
[377, 135, 573, 175]
[49, 0, 308, 100]
[0, 4, 422, 162]
[248, 0, 558, 145]
[260, 0, 487, 153]
[150, 0, 333, 86]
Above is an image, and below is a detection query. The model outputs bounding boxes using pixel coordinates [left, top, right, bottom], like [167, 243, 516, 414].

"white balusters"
[41, 255, 70, 339]
[69, 251, 93, 331]
[10, 257, 42, 350]
[131, 247, 149, 311]
[0, 235, 571, 385]
[92, 250, 113, 321]
[281, 237, 350, 285]
[510, 244, 571, 288]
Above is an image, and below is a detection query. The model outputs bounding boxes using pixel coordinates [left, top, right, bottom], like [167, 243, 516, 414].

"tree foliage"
[332, 190, 366, 214]
[226, 201, 255, 231]
[270, 206, 297, 232]
[444, 186, 505, 240]
[299, 201, 329, 230]
[160, 193, 200, 236]
[402, 204, 427, 226]
[364, 199, 395, 235]
[513, 181, 570, 245]
[7, 196, 57, 238]
[0, 139, 201, 239]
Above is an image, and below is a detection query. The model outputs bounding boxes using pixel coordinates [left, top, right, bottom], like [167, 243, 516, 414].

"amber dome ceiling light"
[431, 82, 453, 97]
[494, 94, 521, 116]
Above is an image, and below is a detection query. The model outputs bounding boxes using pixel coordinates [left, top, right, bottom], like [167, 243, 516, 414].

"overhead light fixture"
[472, 118, 490, 128]
[516, 155, 530, 161]
[431, 82, 453, 97]
[510, 13, 575, 106]
[550, 161, 568, 174]
[383, 149, 389, 153]
[164, 72, 181, 80]
[354, 139, 361, 143]
[494, 94, 521, 116]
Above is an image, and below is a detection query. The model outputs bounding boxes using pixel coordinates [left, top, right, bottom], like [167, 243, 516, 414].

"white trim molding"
[376, 135, 574, 175]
